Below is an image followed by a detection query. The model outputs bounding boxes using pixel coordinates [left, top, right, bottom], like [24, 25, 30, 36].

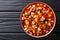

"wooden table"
[0, 0, 59, 40]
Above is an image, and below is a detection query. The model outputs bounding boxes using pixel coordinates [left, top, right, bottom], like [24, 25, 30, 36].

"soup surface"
[21, 2, 56, 37]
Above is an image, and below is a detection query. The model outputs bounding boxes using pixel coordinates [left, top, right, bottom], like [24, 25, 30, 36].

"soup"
[20, 2, 56, 38]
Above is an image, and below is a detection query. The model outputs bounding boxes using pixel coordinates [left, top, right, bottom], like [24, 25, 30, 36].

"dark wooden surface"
[0, 0, 59, 40]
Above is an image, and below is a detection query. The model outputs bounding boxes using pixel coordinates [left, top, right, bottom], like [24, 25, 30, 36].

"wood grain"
[0, 0, 59, 12]
[0, 33, 59, 40]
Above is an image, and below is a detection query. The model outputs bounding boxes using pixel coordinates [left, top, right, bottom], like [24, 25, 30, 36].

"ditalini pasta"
[20, 2, 56, 38]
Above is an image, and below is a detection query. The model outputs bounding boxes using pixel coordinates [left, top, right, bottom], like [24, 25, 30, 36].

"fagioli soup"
[20, 2, 56, 38]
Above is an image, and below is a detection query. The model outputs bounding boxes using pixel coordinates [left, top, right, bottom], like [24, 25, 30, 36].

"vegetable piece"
[32, 21, 35, 24]
[48, 22, 51, 26]
[31, 12, 35, 15]
[45, 21, 48, 24]
[48, 13, 52, 17]
[42, 24, 46, 29]
[36, 9, 41, 13]
[25, 20, 29, 25]
[38, 27, 41, 31]
[40, 16, 45, 21]
[22, 17, 27, 20]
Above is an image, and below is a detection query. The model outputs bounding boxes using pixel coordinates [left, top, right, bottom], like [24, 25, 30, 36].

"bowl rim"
[20, 2, 56, 38]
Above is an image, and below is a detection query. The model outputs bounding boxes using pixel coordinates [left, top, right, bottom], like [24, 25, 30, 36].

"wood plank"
[0, 0, 36, 2]
[0, 0, 59, 11]
[0, 12, 22, 32]
[0, 33, 59, 40]
[0, 0, 36, 11]
[0, 12, 59, 32]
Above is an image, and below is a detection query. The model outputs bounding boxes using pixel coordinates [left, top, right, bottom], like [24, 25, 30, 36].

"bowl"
[20, 2, 56, 38]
